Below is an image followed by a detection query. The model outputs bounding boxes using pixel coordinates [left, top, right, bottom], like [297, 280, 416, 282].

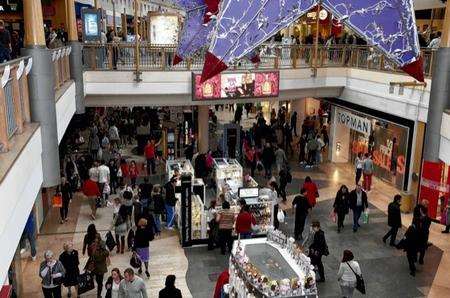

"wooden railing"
[82, 43, 436, 78]
[50, 46, 72, 93]
[0, 56, 32, 153]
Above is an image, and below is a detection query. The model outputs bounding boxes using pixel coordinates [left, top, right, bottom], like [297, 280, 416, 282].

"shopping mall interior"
[2, 0, 450, 297]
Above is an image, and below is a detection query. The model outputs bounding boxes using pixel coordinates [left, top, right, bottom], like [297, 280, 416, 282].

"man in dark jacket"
[261, 143, 275, 178]
[159, 275, 182, 298]
[308, 221, 328, 282]
[417, 206, 431, 265]
[292, 189, 310, 241]
[349, 184, 368, 232]
[403, 224, 419, 276]
[164, 177, 177, 229]
[383, 194, 402, 246]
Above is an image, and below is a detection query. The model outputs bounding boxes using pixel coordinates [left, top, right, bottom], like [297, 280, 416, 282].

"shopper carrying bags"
[337, 250, 364, 297]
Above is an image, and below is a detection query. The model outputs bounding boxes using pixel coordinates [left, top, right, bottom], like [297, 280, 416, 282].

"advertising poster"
[81, 8, 101, 42]
[193, 71, 279, 101]
[419, 161, 444, 219]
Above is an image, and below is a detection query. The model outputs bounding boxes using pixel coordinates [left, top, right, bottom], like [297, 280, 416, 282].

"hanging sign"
[336, 108, 371, 136]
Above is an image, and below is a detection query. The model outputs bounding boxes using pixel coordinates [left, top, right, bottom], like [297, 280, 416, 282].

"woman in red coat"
[302, 176, 319, 207]
[129, 160, 139, 187]
[120, 158, 129, 185]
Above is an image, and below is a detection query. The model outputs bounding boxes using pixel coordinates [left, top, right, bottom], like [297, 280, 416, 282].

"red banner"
[419, 161, 443, 219]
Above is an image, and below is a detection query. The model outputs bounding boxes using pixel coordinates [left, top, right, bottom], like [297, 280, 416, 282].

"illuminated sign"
[192, 71, 280, 101]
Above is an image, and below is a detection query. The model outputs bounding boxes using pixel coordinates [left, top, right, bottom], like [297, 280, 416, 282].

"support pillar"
[198, 105, 209, 154]
[423, 0, 450, 162]
[66, 0, 85, 114]
[23, 0, 60, 187]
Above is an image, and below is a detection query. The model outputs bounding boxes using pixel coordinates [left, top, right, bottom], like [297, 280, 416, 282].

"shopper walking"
[275, 146, 287, 174]
[39, 250, 66, 298]
[236, 201, 256, 239]
[159, 275, 182, 298]
[333, 185, 350, 233]
[302, 176, 319, 208]
[417, 207, 431, 265]
[207, 200, 219, 250]
[57, 177, 72, 224]
[98, 160, 110, 206]
[59, 242, 79, 298]
[82, 177, 101, 220]
[91, 237, 110, 297]
[129, 160, 139, 187]
[119, 268, 148, 298]
[164, 177, 177, 229]
[292, 189, 310, 241]
[21, 212, 37, 261]
[111, 200, 128, 254]
[362, 153, 374, 191]
[308, 221, 328, 282]
[306, 136, 319, 167]
[216, 201, 235, 255]
[297, 134, 307, 164]
[144, 138, 161, 175]
[349, 184, 368, 232]
[152, 185, 165, 235]
[82, 224, 101, 257]
[291, 111, 298, 137]
[442, 198, 450, 233]
[278, 166, 291, 202]
[354, 152, 364, 185]
[337, 250, 362, 298]
[105, 268, 123, 298]
[402, 223, 420, 276]
[133, 218, 154, 278]
[261, 143, 275, 178]
[382, 194, 402, 246]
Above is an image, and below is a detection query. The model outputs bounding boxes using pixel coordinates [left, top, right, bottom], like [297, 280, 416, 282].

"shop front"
[328, 100, 415, 191]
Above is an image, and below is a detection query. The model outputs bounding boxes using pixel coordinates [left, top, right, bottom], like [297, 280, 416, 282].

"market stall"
[227, 229, 318, 297]
[214, 158, 244, 195]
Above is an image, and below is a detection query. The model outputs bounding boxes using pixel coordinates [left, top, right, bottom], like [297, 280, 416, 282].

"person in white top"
[428, 31, 441, 48]
[354, 152, 364, 185]
[337, 250, 362, 298]
[98, 160, 110, 206]
[89, 162, 100, 182]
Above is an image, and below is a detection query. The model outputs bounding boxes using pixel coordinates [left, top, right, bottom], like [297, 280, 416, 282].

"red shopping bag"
[52, 195, 63, 208]
[329, 210, 337, 223]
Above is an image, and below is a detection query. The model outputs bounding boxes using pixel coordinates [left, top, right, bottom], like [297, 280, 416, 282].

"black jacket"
[153, 193, 165, 214]
[292, 195, 310, 217]
[388, 201, 402, 228]
[309, 230, 328, 256]
[333, 190, 349, 215]
[159, 286, 182, 298]
[261, 147, 275, 166]
[404, 224, 419, 253]
[349, 190, 368, 210]
[164, 182, 176, 206]
[133, 226, 154, 249]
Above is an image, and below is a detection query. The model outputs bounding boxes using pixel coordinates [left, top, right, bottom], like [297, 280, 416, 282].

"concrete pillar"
[423, 0, 450, 162]
[198, 105, 209, 154]
[291, 98, 306, 135]
[22, 0, 61, 187]
[66, 0, 85, 114]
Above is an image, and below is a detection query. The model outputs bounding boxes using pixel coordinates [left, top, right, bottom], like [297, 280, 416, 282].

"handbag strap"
[346, 262, 360, 277]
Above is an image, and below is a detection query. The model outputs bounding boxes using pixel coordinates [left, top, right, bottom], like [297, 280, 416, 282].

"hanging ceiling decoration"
[200, 0, 424, 82]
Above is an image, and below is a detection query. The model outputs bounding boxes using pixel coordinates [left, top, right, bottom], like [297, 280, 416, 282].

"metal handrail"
[81, 43, 436, 78]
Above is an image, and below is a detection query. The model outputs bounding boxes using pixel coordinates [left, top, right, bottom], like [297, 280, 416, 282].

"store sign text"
[336, 109, 371, 135]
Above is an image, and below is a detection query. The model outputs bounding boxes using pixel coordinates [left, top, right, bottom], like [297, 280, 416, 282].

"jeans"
[95, 273, 104, 297]
[383, 227, 399, 245]
[21, 230, 37, 257]
[42, 286, 61, 298]
[219, 229, 233, 254]
[239, 232, 252, 239]
[60, 199, 69, 221]
[165, 204, 175, 228]
[352, 207, 363, 231]
[340, 284, 356, 298]
[355, 168, 362, 184]
[147, 158, 156, 175]
[154, 214, 161, 233]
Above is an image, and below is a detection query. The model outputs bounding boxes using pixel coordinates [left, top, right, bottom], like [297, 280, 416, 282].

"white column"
[198, 105, 209, 154]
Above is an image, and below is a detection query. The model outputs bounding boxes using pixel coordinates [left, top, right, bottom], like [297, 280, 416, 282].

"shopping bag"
[130, 253, 142, 269]
[362, 210, 369, 224]
[52, 195, 63, 208]
[78, 272, 95, 295]
[105, 231, 116, 251]
[329, 210, 337, 223]
[277, 209, 285, 223]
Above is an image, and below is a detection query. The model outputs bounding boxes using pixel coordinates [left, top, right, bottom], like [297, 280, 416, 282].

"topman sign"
[336, 108, 371, 135]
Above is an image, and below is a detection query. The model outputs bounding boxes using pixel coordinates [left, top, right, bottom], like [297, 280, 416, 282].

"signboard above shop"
[192, 71, 279, 101]
[336, 108, 371, 136]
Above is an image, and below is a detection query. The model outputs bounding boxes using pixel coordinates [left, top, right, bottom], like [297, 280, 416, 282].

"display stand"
[214, 158, 244, 196]
[166, 158, 195, 182]
[228, 229, 318, 297]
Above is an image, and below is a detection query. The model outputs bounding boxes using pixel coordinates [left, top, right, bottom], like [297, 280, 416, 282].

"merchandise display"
[166, 159, 195, 184]
[228, 229, 318, 297]
[214, 158, 244, 195]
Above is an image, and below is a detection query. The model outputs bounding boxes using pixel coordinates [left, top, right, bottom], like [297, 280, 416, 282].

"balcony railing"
[0, 57, 32, 152]
[82, 43, 435, 78]
[51, 46, 72, 93]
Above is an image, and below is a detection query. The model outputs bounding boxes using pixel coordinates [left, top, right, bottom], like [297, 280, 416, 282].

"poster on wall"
[193, 71, 280, 101]
[419, 161, 445, 220]
[81, 8, 102, 42]
[149, 13, 179, 45]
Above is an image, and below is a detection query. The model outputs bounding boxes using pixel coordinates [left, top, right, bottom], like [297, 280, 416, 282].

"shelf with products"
[166, 158, 195, 184]
[214, 158, 244, 195]
[227, 235, 318, 298]
[191, 194, 207, 240]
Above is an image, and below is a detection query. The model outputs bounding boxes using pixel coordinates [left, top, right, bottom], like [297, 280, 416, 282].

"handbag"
[329, 210, 337, 223]
[52, 195, 63, 208]
[346, 262, 366, 294]
[105, 231, 116, 251]
[362, 210, 369, 224]
[130, 253, 142, 269]
[78, 272, 95, 295]
[277, 209, 285, 223]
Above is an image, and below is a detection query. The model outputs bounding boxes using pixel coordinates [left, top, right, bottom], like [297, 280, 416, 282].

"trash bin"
[400, 191, 414, 213]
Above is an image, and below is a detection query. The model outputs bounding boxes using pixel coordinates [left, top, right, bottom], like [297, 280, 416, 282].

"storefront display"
[214, 158, 244, 195]
[166, 159, 194, 182]
[176, 194, 207, 242]
[228, 229, 317, 297]
[331, 105, 412, 190]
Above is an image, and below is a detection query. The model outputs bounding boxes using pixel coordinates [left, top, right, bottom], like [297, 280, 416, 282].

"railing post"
[19, 74, 31, 123]
[292, 46, 297, 68]
[0, 87, 9, 152]
[428, 50, 435, 76]
[187, 58, 191, 71]
[355, 48, 360, 68]
[11, 68, 24, 134]
[341, 47, 346, 66]
[108, 44, 113, 70]
[161, 48, 166, 71]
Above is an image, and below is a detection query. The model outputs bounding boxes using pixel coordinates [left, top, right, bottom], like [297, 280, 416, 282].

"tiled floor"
[19, 108, 450, 298]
